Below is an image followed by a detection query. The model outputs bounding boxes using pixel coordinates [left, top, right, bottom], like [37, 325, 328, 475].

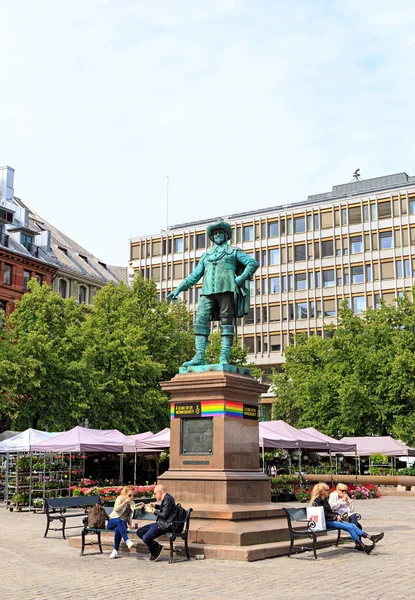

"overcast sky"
[1, 1, 415, 265]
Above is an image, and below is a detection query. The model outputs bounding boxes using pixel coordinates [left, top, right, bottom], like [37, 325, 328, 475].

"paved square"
[1, 496, 413, 600]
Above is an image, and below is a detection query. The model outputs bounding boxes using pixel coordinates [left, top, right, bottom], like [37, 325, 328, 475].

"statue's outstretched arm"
[167, 256, 205, 301]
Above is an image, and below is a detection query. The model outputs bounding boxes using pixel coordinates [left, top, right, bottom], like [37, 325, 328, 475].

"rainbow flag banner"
[201, 400, 225, 417]
[225, 400, 244, 418]
[170, 404, 175, 419]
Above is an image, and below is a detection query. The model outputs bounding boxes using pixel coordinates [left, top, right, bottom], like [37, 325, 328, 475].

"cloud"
[1, 0, 415, 263]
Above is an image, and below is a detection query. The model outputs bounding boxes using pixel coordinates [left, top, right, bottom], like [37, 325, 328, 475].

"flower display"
[70, 484, 156, 501]
[293, 484, 381, 502]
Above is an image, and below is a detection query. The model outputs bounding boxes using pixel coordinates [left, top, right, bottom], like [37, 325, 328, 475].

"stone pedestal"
[159, 365, 270, 504]
[157, 366, 293, 560]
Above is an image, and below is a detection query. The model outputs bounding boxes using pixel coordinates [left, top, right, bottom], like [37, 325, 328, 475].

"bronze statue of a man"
[168, 220, 259, 366]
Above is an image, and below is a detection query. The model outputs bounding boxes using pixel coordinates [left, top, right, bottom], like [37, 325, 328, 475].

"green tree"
[271, 293, 415, 445]
[0, 280, 86, 430]
[76, 276, 194, 433]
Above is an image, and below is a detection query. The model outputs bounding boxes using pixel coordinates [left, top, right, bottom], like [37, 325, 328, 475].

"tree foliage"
[271, 294, 415, 445]
[0, 276, 194, 433]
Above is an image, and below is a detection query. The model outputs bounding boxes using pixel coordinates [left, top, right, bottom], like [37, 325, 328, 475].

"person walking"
[107, 485, 136, 559]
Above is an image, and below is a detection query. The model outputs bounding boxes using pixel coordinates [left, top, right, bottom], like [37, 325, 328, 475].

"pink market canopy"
[31, 426, 135, 453]
[260, 420, 356, 453]
[122, 431, 157, 453]
[130, 432, 153, 441]
[339, 436, 415, 457]
[133, 428, 171, 451]
[0, 428, 60, 453]
[301, 427, 357, 454]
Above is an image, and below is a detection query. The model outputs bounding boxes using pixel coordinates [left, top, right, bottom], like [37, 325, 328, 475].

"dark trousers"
[137, 523, 165, 555]
[196, 292, 235, 326]
[107, 518, 129, 550]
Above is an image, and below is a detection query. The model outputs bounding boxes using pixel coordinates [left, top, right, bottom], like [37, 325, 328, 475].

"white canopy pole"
[262, 441, 265, 474]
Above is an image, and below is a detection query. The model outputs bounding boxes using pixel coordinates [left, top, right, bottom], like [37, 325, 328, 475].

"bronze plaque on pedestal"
[181, 417, 213, 455]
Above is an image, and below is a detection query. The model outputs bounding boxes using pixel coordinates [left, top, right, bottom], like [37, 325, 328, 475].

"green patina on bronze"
[168, 220, 259, 367]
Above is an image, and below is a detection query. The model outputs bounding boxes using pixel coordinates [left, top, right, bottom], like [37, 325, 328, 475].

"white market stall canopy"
[0, 428, 60, 453]
[31, 426, 135, 453]
[339, 436, 415, 457]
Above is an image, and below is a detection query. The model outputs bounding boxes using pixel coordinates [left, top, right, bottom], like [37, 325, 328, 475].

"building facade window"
[174, 238, 183, 253]
[351, 265, 364, 284]
[351, 236, 363, 253]
[3, 264, 12, 285]
[323, 269, 335, 287]
[269, 249, 280, 265]
[296, 302, 308, 319]
[23, 270, 31, 290]
[322, 240, 334, 258]
[353, 295, 366, 314]
[35, 274, 42, 284]
[294, 244, 306, 261]
[196, 233, 205, 249]
[295, 273, 307, 291]
[78, 285, 87, 304]
[348, 206, 362, 225]
[269, 222, 279, 237]
[243, 225, 254, 242]
[269, 277, 280, 293]
[21, 233, 33, 251]
[58, 279, 68, 298]
[380, 230, 393, 249]
[294, 216, 305, 234]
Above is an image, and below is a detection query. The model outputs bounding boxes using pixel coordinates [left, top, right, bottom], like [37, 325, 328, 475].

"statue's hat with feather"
[206, 220, 233, 242]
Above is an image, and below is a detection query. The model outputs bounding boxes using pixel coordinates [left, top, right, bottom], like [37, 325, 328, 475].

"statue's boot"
[183, 332, 208, 367]
[219, 324, 235, 364]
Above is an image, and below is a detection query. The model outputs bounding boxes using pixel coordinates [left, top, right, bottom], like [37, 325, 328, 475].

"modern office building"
[129, 172, 415, 414]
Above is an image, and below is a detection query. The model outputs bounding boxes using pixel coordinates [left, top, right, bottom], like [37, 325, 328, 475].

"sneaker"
[149, 544, 162, 561]
[153, 545, 165, 562]
[370, 532, 384, 544]
[355, 543, 365, 552]
[109, 549, 118, 559]
[126, 539, 134, 549]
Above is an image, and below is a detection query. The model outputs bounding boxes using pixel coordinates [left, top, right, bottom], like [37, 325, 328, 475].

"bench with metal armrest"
[283, 507, 362, 560]
[81, 504, 193, 564]
[43, 495, 102, 540]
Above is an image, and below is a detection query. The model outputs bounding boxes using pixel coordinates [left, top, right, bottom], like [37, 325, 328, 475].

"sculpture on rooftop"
[167, 220, 259, 366]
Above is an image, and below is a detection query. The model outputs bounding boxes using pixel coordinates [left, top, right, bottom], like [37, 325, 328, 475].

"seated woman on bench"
[107, 485, 136, 559]
[329, 483, 361, 527]
[311, 482, 384, 554]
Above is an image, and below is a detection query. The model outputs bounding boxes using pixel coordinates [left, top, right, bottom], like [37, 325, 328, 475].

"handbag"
[306, 506, 326, 532]
[87, 504, 107, 528]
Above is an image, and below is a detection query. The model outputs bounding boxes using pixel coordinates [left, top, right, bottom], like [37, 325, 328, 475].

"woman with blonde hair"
[311, 482, 384, 554]
[329, 483, 360, 527]
[107, 485, 136, 559]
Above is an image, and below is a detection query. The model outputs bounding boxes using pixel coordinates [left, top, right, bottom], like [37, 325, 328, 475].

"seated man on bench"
[137, 484, 176, 561]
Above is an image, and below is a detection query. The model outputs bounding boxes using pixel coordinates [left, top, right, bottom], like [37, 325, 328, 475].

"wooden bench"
[81, 504, 193, 564]
[283, 507, 361, 560]
[43, 495, 101, 540]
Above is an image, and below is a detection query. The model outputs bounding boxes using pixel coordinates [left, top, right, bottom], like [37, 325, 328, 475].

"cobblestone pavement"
[1, 496, 414, 600]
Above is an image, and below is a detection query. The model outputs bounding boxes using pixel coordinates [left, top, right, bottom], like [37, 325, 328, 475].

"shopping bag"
[306, 506, 326, 531]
